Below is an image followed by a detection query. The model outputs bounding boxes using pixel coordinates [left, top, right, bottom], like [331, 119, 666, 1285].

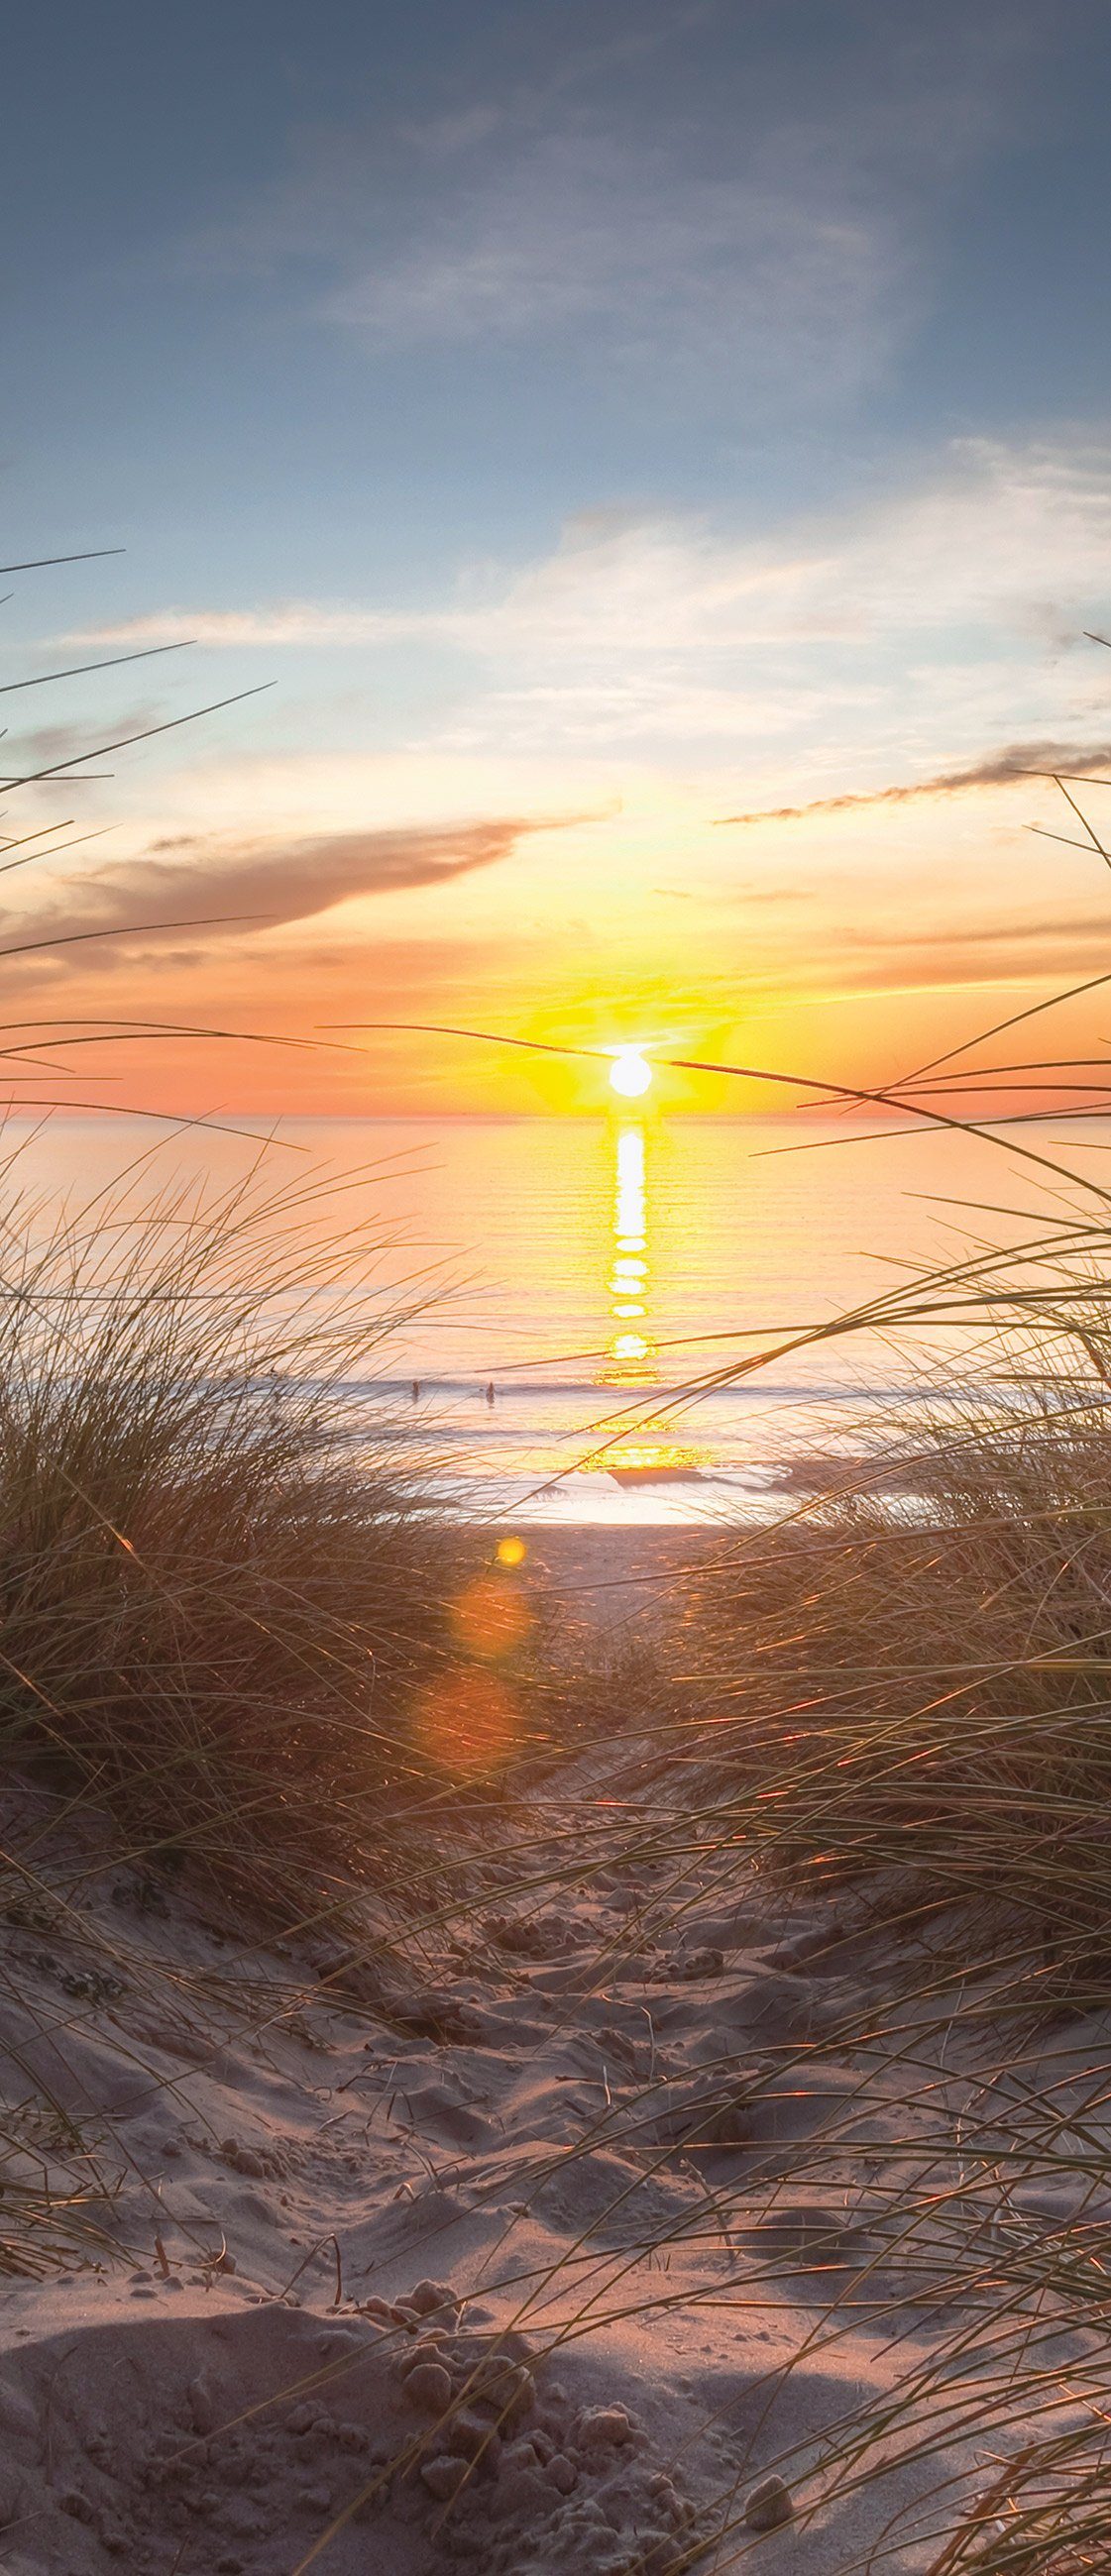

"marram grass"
[0, 1152, 483, 1911]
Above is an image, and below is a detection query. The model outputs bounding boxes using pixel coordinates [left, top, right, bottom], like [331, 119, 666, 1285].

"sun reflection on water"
[605, 1125, 656, 1386]
[594, 1123, 711, 1490]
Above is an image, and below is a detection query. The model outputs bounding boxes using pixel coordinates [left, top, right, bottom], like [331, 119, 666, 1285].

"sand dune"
[1, 1694, 1106, 2573]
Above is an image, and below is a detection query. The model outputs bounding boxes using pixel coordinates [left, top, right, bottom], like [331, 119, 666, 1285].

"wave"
[299, 1373, 960, 1407]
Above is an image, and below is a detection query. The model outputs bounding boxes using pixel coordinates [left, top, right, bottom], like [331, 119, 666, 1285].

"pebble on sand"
[420, 2454, 468, 2499]
[744, 2473, 794, 2531]
[402, 2360, 454, 2415]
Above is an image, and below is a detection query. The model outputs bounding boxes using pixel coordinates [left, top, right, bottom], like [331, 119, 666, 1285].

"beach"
[1, 1522, 1101, 2576]
[7, 0, 1111, 2555]
[505, 1522, 710, 1645]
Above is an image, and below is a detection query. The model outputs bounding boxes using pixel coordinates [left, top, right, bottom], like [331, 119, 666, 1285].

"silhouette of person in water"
[486, 1381, 495, 1406]
[411, 1379, 420, 1401]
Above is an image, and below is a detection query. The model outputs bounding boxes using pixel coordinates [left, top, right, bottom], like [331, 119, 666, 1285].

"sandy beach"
[503, 1524, 714, 1647]
[0, 1525, 1100, 2576]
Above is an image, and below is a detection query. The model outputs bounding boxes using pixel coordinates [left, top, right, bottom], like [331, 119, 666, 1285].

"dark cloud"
[3, 813, 553, 965]
[715, 740, 1111, 827]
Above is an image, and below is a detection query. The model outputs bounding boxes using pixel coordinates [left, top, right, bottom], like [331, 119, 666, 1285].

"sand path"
[0, 1717, 1106, 2573]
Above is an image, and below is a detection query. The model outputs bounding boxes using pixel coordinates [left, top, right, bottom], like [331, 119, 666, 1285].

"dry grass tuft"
[666, 1316, 1111, 2570]
[0, 1154, 482, 1912]
[682, 1341, 1111, 1971]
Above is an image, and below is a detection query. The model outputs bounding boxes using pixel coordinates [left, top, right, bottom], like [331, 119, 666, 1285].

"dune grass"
[679, 1321, 1111, 1973]
[8, 1165, 1111, 2561]
[0, 1147, 490, 1915]
[7, 1178, 1111, 2562]
[6, 567, 1111, 2558]
[652, 1309, 1111, 2564]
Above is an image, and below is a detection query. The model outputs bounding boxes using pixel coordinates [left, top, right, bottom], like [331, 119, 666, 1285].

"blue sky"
[5, 0, 1111, 1113]
[10, 1, 1111, 565]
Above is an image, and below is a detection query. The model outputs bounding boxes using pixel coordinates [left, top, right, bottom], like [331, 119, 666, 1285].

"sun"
[609, 1047, 653, 1099]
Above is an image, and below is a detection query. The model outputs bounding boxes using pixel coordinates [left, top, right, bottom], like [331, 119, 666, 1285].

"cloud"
[3, 812, 551, 967]
[895, 911, 1111, 956]
[60, 435, 1111, 777]
[715, 739, 1111, 824]
[326, 130, 895, 390]
[2, 706, 159, 776]
[181, 5, 1030, 427]
[63, 607, 415, 651]
[836, 911, 1111, 994]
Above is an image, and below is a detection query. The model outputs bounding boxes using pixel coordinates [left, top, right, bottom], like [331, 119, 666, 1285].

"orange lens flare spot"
[496, 1535, 527, 1567]
[449, 1572, 531, 1662]
[413, 1669, 519, 1774]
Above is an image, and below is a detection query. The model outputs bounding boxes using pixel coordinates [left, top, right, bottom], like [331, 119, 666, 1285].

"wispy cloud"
[834, 910, 1111, 994]
[3, 812, 551, 966]
[3, 707, 159, 773]
[180, 8, 1031, 427]
[716, 738, 1111, 824]
[61, 436, 1111, 778]
[63, 607, 413, 650]
[323, 130, 899, 413]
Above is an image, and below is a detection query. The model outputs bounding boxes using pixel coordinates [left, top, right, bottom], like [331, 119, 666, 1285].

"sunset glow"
[2, 5, 1110, 1132]
[10, 20, 1111, 2555]
[8, 17, 1111, 2556]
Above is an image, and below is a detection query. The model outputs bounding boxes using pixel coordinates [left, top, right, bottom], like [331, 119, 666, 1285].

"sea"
[10, 1112, 1103, 1527]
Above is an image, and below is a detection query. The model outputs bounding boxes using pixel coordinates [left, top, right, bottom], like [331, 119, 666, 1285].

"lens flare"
[412, 1669, 519, 1774]
[449, 1572, 531, 1662]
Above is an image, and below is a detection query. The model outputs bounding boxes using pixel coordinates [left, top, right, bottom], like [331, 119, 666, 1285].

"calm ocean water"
[13, 1113, 1104, 1525]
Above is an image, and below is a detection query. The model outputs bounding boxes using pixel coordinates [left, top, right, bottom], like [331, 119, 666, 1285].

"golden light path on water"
[610, 1124, 651, 1370]
[601, 1121, 708, 1486]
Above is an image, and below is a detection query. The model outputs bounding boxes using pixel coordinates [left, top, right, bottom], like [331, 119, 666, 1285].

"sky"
[5, 0, 1111, 1117]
